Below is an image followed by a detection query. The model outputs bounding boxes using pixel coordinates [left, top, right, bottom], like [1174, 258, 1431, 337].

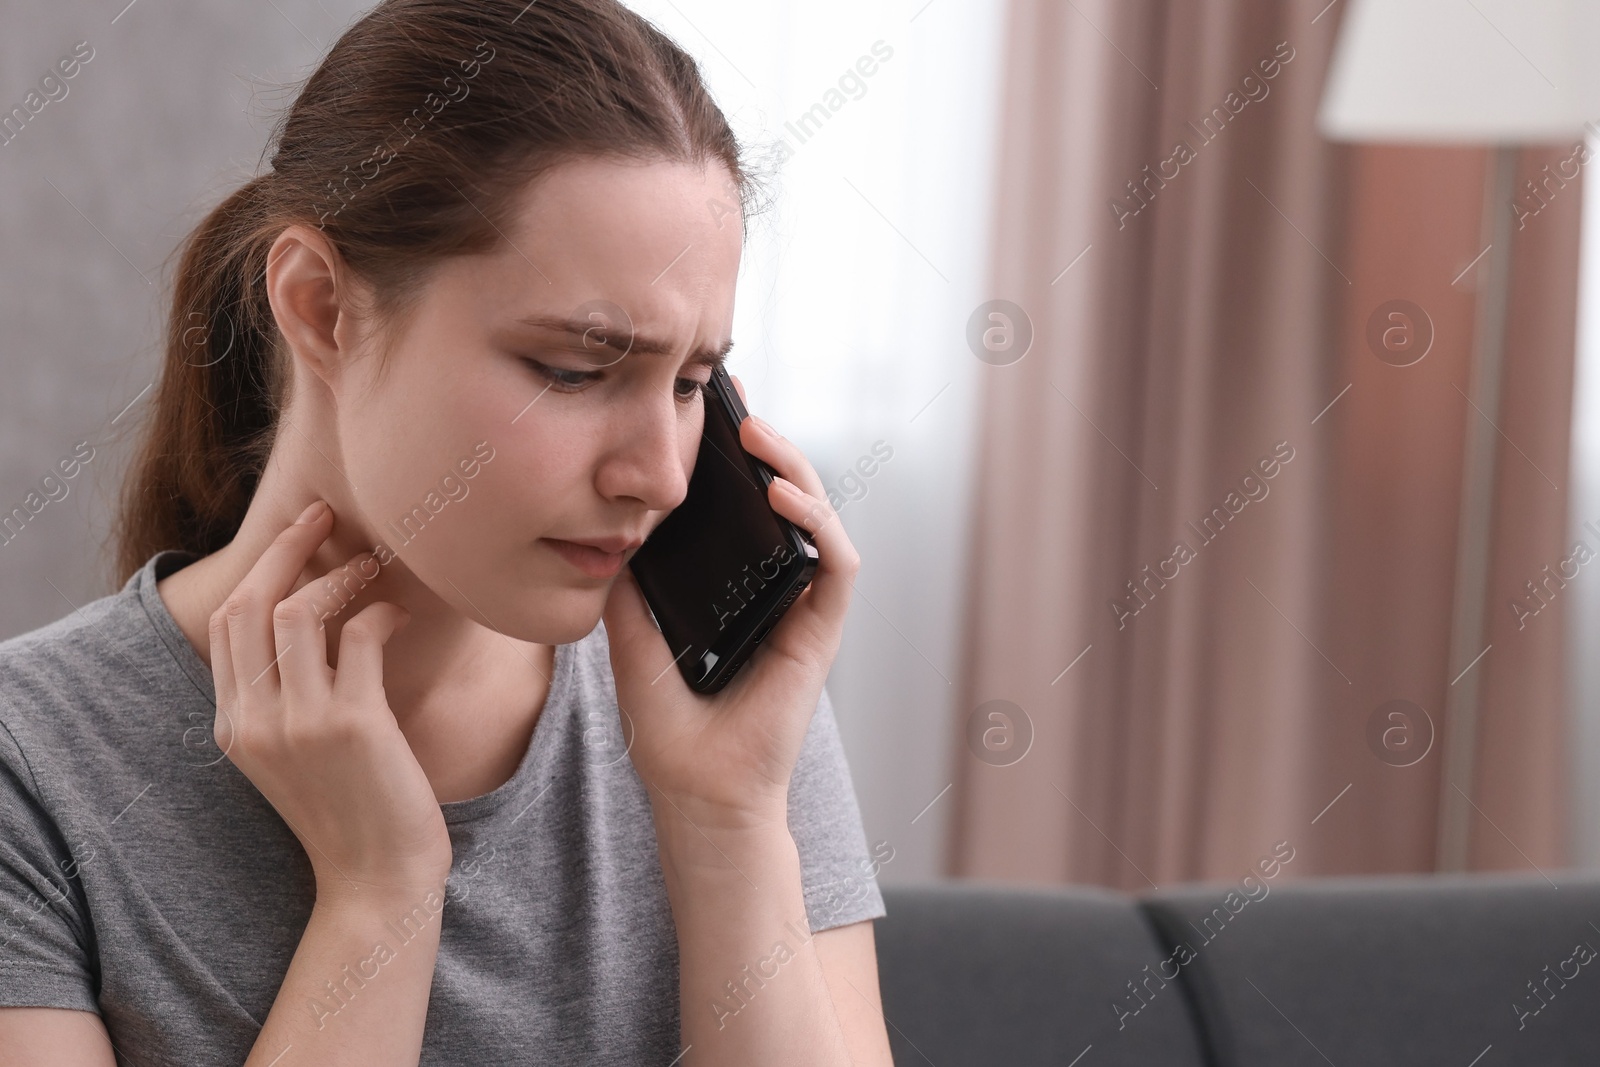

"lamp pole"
[1436, 146, 1519, 872]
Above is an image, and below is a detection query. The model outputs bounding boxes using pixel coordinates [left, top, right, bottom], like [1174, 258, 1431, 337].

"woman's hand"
[209, 500, 453, 900]
[601, 374, 861, 832]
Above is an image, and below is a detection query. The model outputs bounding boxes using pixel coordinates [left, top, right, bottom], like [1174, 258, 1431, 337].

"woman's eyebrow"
[514, 313, 733, 366]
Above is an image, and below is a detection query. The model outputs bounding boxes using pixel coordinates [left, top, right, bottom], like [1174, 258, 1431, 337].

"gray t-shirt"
[0, 549, 886, 1065]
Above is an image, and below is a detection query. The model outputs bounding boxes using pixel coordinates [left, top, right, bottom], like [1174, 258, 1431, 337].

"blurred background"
[3, 0, 1599, 892]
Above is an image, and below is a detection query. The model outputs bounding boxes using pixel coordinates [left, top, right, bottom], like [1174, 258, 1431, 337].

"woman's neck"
[154, 480, 559, 804]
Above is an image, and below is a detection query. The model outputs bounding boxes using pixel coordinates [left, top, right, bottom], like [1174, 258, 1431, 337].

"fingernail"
[296, 500, 328, 525]
[748, 415, 775, 436]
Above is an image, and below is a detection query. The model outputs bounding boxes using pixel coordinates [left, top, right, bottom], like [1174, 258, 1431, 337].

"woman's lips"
[543, 538, 626, 579]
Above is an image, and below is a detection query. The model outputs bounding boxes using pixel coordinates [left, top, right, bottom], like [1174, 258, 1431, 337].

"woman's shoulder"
[0, 553, 206, 778]
[0, 576, 142, 707]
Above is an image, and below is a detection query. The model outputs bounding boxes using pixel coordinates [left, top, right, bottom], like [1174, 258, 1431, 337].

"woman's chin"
[496, 584, 611, 646]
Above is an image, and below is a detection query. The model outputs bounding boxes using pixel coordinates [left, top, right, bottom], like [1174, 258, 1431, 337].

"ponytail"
[112, 174, 284, 585]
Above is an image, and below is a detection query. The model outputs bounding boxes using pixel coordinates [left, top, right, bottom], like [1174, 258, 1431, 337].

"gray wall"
[0, 0, 371, 630]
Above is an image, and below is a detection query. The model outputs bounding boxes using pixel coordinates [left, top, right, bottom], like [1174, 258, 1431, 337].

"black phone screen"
[627, 367, 817, 693]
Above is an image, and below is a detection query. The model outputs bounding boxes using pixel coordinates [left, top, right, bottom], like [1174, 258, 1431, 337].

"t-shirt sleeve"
[0, 719, 98, 1012]
[785, 684, 888, 933]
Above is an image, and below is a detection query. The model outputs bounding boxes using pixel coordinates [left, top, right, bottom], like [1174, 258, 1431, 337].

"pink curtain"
[948, 0, 1581, 888]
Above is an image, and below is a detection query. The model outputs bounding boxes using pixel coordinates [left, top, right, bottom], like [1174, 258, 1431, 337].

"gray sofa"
[875, 872, 1600, 1066]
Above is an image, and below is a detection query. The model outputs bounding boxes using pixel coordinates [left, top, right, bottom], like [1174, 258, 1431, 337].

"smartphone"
[627, 365, 819, 694]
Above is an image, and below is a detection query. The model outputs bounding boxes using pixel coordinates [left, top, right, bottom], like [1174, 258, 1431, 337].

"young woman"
[0, 1, 893, 1063]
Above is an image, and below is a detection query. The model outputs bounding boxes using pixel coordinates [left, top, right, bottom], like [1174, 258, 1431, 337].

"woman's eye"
[522, 359, 598, 390]
[522, 358, 706, 402]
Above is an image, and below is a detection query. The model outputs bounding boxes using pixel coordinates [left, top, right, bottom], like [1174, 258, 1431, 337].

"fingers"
[738, 409, 830, 504]
[272, 550, 375, 706]
[224, 500, 334, 699]
[731, 401, 860, 625]
[207, 601, 239, 751]
[601, 567, 678, 693]
[769, 473, 860, 603]
[331, 600, 411, 705]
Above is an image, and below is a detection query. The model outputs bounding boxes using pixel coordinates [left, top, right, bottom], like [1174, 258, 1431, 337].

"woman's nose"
[594, 391, 692, 512]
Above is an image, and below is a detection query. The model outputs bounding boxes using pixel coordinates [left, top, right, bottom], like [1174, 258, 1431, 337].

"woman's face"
[326, 156, 745, 644]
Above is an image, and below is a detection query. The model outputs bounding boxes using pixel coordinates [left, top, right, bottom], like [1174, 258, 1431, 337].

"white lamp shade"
[1319, 0, 1600, 143]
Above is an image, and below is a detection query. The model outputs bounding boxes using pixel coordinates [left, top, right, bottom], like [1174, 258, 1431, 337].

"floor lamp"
[1318, 0, 1599, 871]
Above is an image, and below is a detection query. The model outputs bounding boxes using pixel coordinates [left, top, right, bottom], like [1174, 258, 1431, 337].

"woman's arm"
[602, 375, 894, 1065]
[210, 502, 455, 1065]
[653, 803, 883, 1066]
[0, 880, 447, 1067]
[242, 879, 446, 1065]
[0, 1007, 117, 1065]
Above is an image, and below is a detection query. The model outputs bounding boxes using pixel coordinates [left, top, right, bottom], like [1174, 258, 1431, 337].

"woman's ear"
[264, 223, 358, 388]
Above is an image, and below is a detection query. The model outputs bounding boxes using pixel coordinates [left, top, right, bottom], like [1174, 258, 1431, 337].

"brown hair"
[111, 0, 760, 586]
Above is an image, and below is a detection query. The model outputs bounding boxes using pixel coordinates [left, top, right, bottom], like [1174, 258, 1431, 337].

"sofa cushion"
[1139, 870, 1600, 1066]
[877, 881, 1209, 1066]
